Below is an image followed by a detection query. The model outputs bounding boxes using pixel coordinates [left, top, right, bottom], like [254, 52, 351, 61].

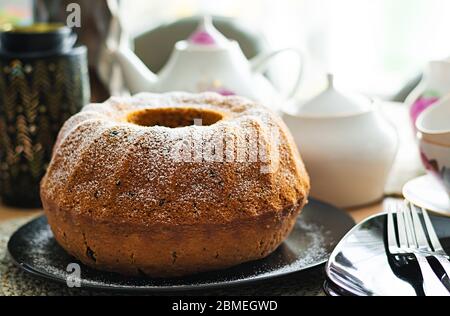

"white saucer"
[403, 174, 450, 216]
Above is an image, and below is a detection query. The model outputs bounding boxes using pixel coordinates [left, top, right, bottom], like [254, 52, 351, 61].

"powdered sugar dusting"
[41, 92, 307, 225]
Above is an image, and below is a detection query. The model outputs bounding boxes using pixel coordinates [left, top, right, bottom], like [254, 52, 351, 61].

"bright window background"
[121, 0, 450, 100]
[0, 0, 32, 25]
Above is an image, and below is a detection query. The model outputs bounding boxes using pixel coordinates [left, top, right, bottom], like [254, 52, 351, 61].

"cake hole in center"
[126, 108, 224, 128]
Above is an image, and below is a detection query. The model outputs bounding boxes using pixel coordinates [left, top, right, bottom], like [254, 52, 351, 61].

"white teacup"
[416, 98, 450, 196]
[416, 95, 450, 146]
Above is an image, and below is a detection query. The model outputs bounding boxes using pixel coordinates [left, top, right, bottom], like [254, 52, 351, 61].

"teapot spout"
[110, 45, 158, 94]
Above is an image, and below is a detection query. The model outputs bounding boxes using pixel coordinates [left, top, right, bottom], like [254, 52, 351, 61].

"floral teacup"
[419, 140, 450, 196]
[417, 98, 450, 196]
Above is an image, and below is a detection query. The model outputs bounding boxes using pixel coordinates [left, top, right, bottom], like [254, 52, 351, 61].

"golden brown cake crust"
[44, 197, 304, 277]
[40, 92, 310, 277]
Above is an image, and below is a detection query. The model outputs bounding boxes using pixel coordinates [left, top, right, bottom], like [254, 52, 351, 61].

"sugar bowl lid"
[296, 74, 371, 117]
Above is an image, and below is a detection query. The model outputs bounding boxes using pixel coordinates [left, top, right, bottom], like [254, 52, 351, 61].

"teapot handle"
[250, 48, 304, 101]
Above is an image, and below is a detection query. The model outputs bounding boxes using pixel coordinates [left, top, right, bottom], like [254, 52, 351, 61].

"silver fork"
[407, 202, 450, 281]
[387, 201, 450, 296]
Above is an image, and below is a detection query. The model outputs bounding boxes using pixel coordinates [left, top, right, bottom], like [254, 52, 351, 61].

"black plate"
[325, 213, 450, 296]
[8, 199, 354, 292]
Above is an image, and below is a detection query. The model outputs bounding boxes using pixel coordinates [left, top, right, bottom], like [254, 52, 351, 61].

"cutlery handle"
[415, 253, 450, 296]
[434, 255, 450, 280]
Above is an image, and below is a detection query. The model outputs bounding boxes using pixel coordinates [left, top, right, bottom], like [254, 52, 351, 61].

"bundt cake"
[40, 92, 310, 277]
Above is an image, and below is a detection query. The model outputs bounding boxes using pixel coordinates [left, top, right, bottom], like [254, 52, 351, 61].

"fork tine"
[421, 206, 445, 253]
[394, 201, 409, 250]
[401, 202, 417, 249]
[390, 200, 450, 295]
[408, 202, 433, 252]
[413, 204, 450, 290]
[387, 202, 399, 253]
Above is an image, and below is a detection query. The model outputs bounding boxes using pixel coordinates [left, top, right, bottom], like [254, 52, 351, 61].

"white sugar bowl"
[282, 75, 398, 208]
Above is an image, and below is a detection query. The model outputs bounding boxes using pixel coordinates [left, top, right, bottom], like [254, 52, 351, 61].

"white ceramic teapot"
[108, 17, 303, 108]
[282, 75, 399, 208]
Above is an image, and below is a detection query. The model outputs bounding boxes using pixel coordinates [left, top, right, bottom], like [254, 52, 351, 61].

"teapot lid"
[187, 16, 230, 48]
[296, 74, 371, 116]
